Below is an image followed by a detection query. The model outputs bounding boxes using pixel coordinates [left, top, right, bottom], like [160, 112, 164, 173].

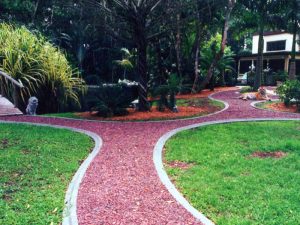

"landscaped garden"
[0, 123, 93, 224]
[165, 121, 300, 225]
[0, 0, 300, 224]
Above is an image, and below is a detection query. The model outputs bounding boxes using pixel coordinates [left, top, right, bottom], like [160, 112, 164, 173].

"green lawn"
[0, 123, 93, 225]
[165, 121, 300, 225]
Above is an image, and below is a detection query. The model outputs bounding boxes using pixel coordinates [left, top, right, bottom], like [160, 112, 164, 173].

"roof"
[253, 31, 290, 36]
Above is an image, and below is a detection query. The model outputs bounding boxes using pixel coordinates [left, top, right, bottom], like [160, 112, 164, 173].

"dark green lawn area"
[0, 124, 93, 225]
[165, 121, 300, 225]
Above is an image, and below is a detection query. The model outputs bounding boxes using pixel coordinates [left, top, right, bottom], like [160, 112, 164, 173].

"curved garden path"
[1, 88, 300, 224]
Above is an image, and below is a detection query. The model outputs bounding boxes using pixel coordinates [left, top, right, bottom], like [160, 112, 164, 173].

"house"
[237, 31, 300, 82]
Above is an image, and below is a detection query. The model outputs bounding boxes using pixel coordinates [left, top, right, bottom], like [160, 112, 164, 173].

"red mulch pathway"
[1, 87, 300, 224]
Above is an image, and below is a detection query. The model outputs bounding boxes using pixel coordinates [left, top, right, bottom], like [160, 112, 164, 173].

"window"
[266, 40, 286, 51]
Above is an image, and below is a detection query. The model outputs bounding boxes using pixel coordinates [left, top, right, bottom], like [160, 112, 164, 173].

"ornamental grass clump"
[0, 23, 85, 113]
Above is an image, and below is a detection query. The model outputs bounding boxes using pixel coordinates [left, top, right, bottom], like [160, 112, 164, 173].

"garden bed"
[0, 124, 93, 224]
[44, 87, 235, 121]
[164, 121, 300, 225]
[256, 101, 299, 113]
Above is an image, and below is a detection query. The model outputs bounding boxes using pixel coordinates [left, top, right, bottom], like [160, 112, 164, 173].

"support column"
[284, 56, 289, 73]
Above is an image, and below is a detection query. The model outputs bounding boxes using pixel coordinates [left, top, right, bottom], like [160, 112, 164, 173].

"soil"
[266, 102, 298, 113]
[251, 151, 287, 159]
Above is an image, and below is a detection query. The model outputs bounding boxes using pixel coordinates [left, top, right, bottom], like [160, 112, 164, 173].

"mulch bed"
[266, 102, 298, 113]
[75, 87, 235, 121]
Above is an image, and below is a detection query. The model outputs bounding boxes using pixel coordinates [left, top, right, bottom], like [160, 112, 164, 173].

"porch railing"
[0, 70, 24, 107]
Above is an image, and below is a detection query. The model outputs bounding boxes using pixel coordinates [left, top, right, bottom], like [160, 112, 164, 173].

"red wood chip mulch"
[1, 87, 300, 224]
[266, 102, 299, 113]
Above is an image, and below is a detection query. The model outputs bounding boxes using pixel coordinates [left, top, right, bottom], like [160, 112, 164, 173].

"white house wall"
[252, 33, 300, 54]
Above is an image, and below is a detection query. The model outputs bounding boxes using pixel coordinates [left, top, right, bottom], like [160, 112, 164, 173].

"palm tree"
[238, 0, 285, 90]
[286, 0, 300, 79]
[81, 0, 171, 111]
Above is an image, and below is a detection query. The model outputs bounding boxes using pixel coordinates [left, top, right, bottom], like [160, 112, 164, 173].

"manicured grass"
[165, 121, 300, 225]
[0, 124, 93, 225]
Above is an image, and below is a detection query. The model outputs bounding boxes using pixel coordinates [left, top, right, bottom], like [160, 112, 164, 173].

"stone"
[26, 97, 38, 115]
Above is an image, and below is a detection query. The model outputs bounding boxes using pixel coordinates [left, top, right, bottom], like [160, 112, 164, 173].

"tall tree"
[238, 0, 285, 90]
[82, 0, 171, 111]
[286, 0, 300, 79]
[199, 0, 236, 90]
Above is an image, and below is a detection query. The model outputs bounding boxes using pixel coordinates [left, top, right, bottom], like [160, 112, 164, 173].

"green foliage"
[0, 123, 93, 225]
[277, 80, 300, 110]
[0, 23, 85, 113]
[200, 34, 236, 88]
[90, 84, 138, 117]
[165, 121, 300, 225]
[152, 74, 180, 112]
[273, 70, 288, 82]
[239, 86, 253, 93]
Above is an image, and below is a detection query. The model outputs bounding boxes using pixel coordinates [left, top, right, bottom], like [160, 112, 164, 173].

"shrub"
[273, 71, 288, 82]
[277, 80, 300, 111]
[0, 23, 85, 113]
[89, 83, 138, 117]
[240, 86, 253, 93]
[152, 74, 180, 112]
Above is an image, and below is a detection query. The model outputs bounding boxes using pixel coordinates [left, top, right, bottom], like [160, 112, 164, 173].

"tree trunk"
[254, 26, 264, 90]
[136, 29, 149, 111]
[31, 0, 41, 24]
[175, 13, 183, 79]
[191, 26, 201, 93]
[199, 0, 234, 90]
[289, 19, 297, 80]
[155, 40, 166, 85]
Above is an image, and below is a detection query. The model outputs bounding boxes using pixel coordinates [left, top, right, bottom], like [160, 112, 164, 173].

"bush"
[152, 74, 180, 112]
[89, 83, 138, 117]
[240, 86, 253, 93]
[0, 23, 85, 113]
[273, 71, 288, 82]
[277, 80, 300, 111]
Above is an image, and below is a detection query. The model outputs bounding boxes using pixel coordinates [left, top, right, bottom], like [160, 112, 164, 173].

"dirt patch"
[1, 138, 9, 149]
[266, 102, 298, 113]
[166, 160, 196, 170]
[250, 151, 287, 159]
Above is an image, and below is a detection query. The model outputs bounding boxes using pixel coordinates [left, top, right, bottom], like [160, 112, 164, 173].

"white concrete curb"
[0, 121, 103, 225]
[153, 118, 300, 225]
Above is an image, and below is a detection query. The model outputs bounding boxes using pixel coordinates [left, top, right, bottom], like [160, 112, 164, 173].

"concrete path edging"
[153, 118, 300, 225]
[0, 120, 103, 225]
